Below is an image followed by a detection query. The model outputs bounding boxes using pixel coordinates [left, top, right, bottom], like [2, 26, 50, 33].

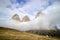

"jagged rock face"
[22, 16, 30, 22]
[12, 14, 20, 21]
[35, 12, 44, 18]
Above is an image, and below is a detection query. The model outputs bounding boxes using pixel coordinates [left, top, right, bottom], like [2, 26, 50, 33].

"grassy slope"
[0, 27, 60, 40]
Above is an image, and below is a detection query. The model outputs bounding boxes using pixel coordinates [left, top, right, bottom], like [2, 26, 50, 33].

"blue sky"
[0, 0, 60, 19]
[0, 0, 60, 28]
[0, 0, 54, 18]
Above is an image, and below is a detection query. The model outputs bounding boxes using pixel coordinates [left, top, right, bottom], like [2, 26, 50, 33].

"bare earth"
[0, 27, 60, 40]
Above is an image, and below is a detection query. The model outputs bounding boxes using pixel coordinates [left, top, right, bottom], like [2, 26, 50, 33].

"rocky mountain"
[12, 14, 20, 21]
[22, 16, 30, 22]
[35, 12, 44, 18]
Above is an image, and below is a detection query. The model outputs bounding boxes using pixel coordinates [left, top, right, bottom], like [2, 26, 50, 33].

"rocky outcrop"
[35, 12, 44, 18]
[22, 16, 30, 22]
[12, 14, 20, 21]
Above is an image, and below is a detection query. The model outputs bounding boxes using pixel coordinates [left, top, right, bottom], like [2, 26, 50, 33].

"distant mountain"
[12, 14, 20, 21]
[22, 16, 30, 22]
[35, 12, 44, 18]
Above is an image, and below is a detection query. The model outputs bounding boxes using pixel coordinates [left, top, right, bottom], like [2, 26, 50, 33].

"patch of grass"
[0, 27, 60, 40]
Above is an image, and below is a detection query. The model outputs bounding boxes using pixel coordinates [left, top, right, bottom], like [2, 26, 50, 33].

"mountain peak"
[35, 12, 44, 18]
[12, 14, 20, 21]
[22, 16, 30, 22]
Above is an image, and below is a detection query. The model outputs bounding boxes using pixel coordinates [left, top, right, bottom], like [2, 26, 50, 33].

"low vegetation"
[0, 27, 60, 40]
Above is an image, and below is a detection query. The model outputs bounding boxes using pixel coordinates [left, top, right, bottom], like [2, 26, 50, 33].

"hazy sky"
[0, 0, 60, 29]
[0, 0, 60, 20]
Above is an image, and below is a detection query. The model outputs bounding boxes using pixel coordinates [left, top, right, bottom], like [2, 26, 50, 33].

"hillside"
[0, 27, 60, 40]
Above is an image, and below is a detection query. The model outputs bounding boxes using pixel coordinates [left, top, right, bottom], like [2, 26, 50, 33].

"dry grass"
[0, 27, 60, 40]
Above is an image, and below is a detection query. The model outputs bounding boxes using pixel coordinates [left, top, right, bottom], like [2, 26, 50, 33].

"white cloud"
[1, 2, 60, 31]
[0, 0, 60, 31]
[42, 1, 60, 29]
[0, 0, 50, 20]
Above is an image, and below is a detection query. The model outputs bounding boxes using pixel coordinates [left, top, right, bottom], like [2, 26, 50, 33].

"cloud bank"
[0, 1, 60, 31]
[0, 0, 60, 31]
[0, 0, 54, 20]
